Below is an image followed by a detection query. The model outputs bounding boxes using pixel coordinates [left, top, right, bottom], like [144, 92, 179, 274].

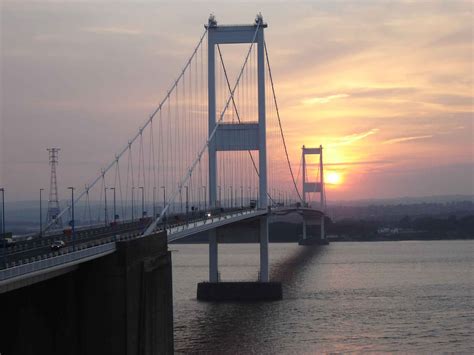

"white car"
[50, 240, 66, 250]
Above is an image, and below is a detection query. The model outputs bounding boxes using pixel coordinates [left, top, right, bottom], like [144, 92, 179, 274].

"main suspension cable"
[264, 41, 303, 203]
[144, 22, 262, 235]
[216, 44, 277, 205]
[43, 29, 208, 232]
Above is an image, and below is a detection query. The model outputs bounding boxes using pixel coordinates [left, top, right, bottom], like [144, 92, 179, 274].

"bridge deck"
[167, 209, 267, 242]
[0, 208, 269, 292]
[0, 206, 323, 292]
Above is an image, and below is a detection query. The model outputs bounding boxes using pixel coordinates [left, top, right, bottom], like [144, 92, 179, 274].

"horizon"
[4, 193, 474, 206]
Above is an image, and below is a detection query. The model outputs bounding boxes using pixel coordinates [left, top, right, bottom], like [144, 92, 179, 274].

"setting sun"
[326, 172, 342, 185]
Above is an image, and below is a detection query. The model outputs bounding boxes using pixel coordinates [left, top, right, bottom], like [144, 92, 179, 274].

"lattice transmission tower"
[46, 148, 63, 228]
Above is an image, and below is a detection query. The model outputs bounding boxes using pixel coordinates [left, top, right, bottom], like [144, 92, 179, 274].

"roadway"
[0, 206, 266, 269]
[2, 219, 151, 267]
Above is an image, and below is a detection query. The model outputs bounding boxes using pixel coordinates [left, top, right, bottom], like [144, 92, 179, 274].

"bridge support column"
[209, 229, 219, 282]
[259, 216, 269, 282]
[299, 214, 329, 246]
[197, 15, 281, 302]
[302, 218, 307, 240]
[320, 214, 325, 240]
[197, 214, 282, 302]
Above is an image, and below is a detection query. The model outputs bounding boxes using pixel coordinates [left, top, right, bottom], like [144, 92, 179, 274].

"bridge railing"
[0, 204, 313, 286]
[1, 207, 265, 275]
[0, 243, 116, 283]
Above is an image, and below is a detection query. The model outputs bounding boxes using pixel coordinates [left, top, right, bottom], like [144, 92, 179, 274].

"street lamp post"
[131, 187, 135, 221]
[104, 187, 108, 225]
[240, 186, 243, 208]
[217, 185, 221, 208]
[110, 187, 116, 223]
[39, 188, 44, 237]
[198, 188, 202, 210]
[161, 185, 166, 228]
[68, 187, 75, 251]
[184, 186, 189, 223]
[0, 188, 4, 235]
[202, 186, 207, 211]
[229, 186, 233, 208]
[153, 186, 156, 218]
[161, 186, 166, 211]
[0, 188, 4, 267]
[235, 187, 238, 208]
[139, 186, 144, 218]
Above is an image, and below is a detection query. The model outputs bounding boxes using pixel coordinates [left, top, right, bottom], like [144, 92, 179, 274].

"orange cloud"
[329, 128, 379, 146]
[302, 94, 349, 105]
[383, 135, 433, 144]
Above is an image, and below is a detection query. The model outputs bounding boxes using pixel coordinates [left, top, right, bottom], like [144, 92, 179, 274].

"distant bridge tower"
[301, 145, 326, 241]
[46, 148, 63, 229]
[207, 14, 269, 282]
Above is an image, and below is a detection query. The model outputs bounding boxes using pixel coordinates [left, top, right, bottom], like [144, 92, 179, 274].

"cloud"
[309, 87, 416, 101]
[329, 128, 379, 146]
[430, 28, 473, 47]
[325, 160, 393, 167]
[348, 87, 418, 99]
[33, 34, 65, 42]
[82, 27, 142, 35]
[383, 135, 433, 144]
[302, 94, 349, 105]
[305, 160, 393, 169]
[299, 87, 417, 108]
[425, 94, 473, 107]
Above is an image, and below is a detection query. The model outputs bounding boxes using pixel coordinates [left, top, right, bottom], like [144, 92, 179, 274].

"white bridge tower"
[207, 14, 269, 282]
[301, 145, 326, 242]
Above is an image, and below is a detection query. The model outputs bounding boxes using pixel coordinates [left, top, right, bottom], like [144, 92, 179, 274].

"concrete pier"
[0, 231, 174, 355]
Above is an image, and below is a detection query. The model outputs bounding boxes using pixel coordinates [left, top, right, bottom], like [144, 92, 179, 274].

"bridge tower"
[207, 14, 269, 282]
[45, 148, 63, 229]
[301, 145, 326, 242]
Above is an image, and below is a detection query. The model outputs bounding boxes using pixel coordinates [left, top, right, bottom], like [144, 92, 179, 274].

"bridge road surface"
[1, 219, 151, 267]
[1, 206, 265, 268]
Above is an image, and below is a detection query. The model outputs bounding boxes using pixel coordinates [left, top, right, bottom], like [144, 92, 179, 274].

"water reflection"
[176, 244, 327, 354]
[173, 241, 473, 353]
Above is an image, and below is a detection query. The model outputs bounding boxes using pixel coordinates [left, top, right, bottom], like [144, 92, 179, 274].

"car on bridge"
[50, 240, 66, 250]
[0, 238, 16, 248]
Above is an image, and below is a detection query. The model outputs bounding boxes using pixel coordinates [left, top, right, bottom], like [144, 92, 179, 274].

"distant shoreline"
[328, 236, 474, 242]
[171, 236, 474, 244]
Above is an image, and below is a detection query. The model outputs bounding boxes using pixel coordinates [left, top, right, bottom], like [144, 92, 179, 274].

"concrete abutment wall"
[0, 231, 173, 355]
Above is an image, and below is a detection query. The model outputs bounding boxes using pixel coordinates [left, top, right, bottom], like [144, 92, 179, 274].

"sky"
[1, 0, 473, 202]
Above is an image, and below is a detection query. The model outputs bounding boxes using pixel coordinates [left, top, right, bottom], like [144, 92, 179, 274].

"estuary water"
[172, 241, 473, 353]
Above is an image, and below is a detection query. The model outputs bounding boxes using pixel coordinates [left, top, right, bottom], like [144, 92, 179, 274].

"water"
[172, 241, 473, 353]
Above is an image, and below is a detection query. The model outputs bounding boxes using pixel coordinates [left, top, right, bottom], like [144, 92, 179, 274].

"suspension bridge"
[0, 14, 329, 353]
